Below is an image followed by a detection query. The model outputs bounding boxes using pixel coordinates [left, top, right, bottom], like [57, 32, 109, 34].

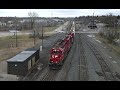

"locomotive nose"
[52, 55, 58, 58]
[50, 54, 60, 63]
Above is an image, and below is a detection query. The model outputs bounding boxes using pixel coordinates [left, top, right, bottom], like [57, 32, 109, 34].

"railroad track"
[39, 69, 58, 81]
[87, 41, 117, 81]
[38, 50, 73, 81]
[39, 36, 74, 81]
[78, 34, 88, 81]
[19, 60, 43, 81]
[62, 37, 77, 80]
[18, 41, 45, 81]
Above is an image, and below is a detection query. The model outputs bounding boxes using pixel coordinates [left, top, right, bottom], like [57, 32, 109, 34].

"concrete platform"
[0, 61, 19, 81]
[0, 73, 19, 81]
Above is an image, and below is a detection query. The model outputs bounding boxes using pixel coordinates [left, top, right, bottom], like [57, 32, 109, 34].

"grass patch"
[0, 48, 22, 61]
[0, 35, 41, 61]
[0, 35, 33, 50]
[108, 44, 120, 55]
[95, 34, 120, 55]
[95, 34, 108, 44]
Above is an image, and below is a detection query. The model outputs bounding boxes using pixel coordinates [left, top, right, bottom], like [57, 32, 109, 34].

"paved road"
[0, 31, 30, 37]
[0, 22, 68, 37]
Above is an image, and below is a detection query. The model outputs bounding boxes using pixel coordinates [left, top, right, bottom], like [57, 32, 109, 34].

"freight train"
[49, 29, 75, 69]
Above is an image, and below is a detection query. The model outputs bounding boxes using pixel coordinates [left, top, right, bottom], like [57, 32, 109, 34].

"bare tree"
[28, 12, 39, 45]
[28, 12, 39, 30]
[99, 13, 119, 44]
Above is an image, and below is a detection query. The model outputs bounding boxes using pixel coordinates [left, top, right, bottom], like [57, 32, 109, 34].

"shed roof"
[7, 51, 36, 62]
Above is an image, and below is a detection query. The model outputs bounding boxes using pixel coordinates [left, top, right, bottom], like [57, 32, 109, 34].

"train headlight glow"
[55, 55, 58, 58]
[52, 55, 54, 58]
[52, 55, 58, 58]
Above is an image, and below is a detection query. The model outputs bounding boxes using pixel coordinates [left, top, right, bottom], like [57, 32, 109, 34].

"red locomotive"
[49, 31, 74, 69]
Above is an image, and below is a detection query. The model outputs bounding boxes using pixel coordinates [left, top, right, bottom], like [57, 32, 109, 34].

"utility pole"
[115, 19, 118, 39]
[114, 20, 116, 38]
[34, 30, 35, 45]
[15, 16, 17, 47]
[51, 12, 53, 18]
[93, 13, 94, 29]
[51, 9, 53, 18]
[42, 25, 43, 48]
[40, 24, 43, 52]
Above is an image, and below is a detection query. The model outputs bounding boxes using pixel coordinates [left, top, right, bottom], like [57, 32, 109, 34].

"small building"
[0, 21, 6, 26]
[7, 21, 14, 27]
[88, 22, 97, 29]
[7, 48, 39, 76]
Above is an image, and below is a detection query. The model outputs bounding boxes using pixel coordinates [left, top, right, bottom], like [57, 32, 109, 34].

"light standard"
[40, 24, 43, 52]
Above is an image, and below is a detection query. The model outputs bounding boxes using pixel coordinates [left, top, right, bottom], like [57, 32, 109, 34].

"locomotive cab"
[49, 48, 63, 69]
[50, 50, 62, 63]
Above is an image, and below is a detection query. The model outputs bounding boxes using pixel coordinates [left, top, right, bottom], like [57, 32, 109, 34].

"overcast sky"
[0, 9, 120, 17]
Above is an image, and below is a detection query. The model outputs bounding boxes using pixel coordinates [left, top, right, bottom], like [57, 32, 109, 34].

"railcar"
[49, 32, 74, 69]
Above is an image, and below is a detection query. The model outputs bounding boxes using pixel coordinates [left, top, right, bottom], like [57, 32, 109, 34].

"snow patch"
[83, 29, 88, 32]
[109, 56, 112, 59]
[112, 61, 117, 63]
[87, 35, 95, 38]
[95, 40, 102, 43]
